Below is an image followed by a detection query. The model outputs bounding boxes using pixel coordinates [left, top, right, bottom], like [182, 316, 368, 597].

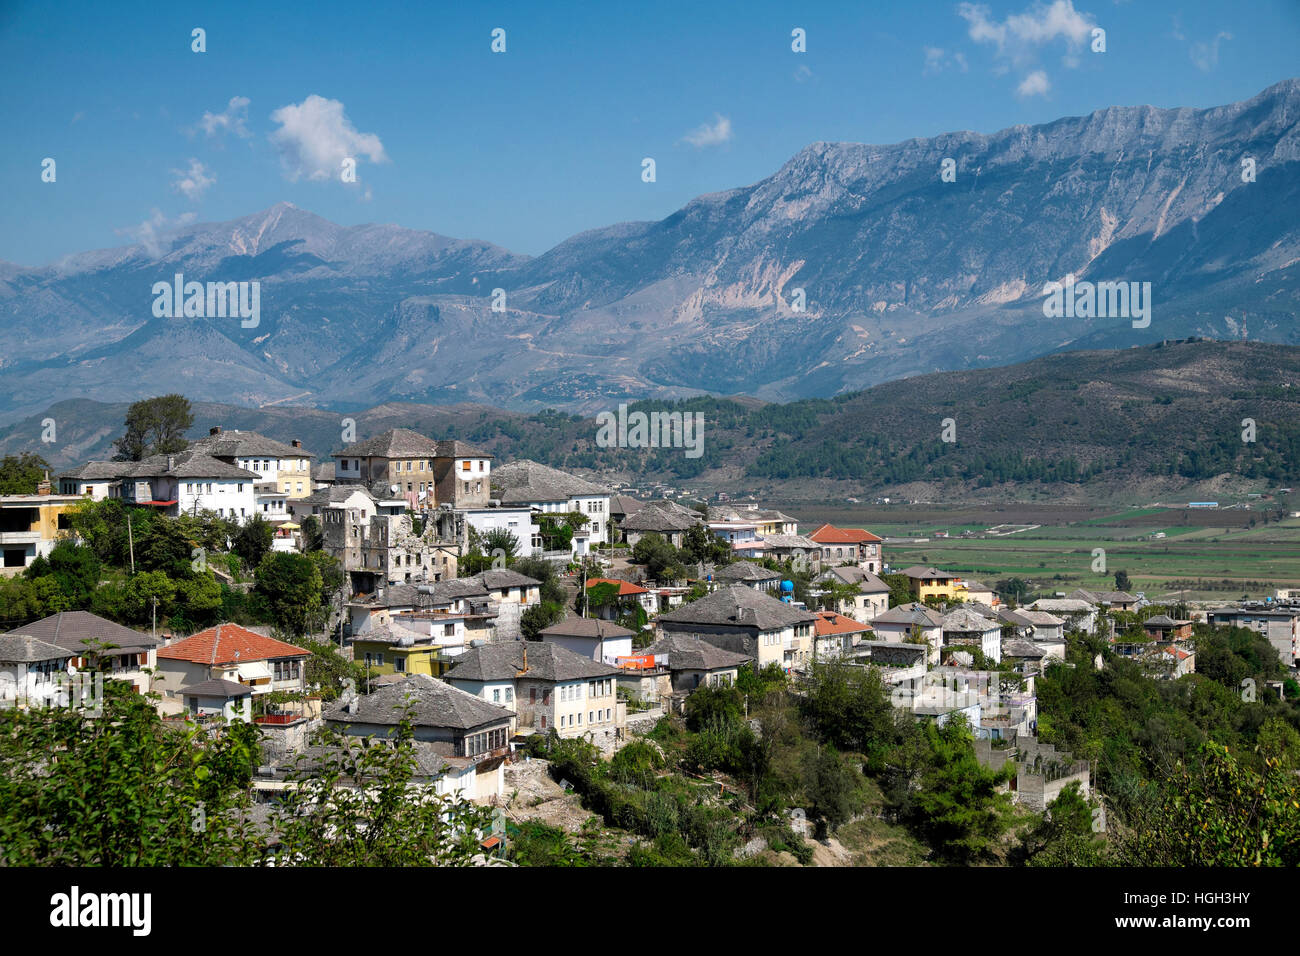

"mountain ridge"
[2, 79, 1298, 422]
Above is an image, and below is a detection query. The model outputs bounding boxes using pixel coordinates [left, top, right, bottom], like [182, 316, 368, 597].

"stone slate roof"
[820, 567, 891, 591]
[491, 460, 609, 504]
[337, 428, 440, 459]
[998, 608, 1035, 628]
[0, 634, 71, 663]
[872, 603, 944, 627]
[712, 506, 797, 525]
[620, 500, 703, 533]
[1002, 640, 1047, 659]
[445, 641, 618, 683]
[1026, 598, 1095, 615]
[1142, 614, 1181, 627]
[713, 561, 782, 583]
[1069, 588, 1138, 605]
[324, 674, 512, 731]
[758, 534, 818, 550]
[190, 429, 315, 460]
[312, 462, 335, 482]
[538, 617, 635, 640]
[468, 569, 542, 591]
[56, 461, 131, 481]
[184, 677, 254, 698]
[657, 584, 816, 631]
[643, 633, 752, 671]
[899, 566, 954, 581]
[942, 608, 1000, 633]
[609, 495, 644, 516]
[1018, 610, 1066, 627]
[8, 610, 159, 654]
[434, 440, 492, 459]
[429, 578, 491, 601]
[132, 450, 260, 481]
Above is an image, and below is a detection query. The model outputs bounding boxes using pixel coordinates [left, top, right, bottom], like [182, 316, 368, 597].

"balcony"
[0, 531, 40, 545]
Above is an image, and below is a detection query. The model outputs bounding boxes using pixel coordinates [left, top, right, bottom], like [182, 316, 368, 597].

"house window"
[493, 688, 501, 703]
[505, 687, 513, 703]
[530, 688, 536, 703]
[394, 657, 406, 672]
[461, 460, 471, 472]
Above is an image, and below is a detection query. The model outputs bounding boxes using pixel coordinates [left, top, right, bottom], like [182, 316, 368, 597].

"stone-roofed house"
[1024, 598, 1098, 635]
[941, 607, 1003, 664]
[325, 674, 514, 801]
[818, 566, 891, 621]
[642, 632, 753, 693]
[1141, 614, 1193, 642]
[445, 641, 624, 739]
[6, 610, 161, 693]
[871, 602, 944, 664]
[189, 426, 315, 500]
[98, 450, 262, 522]
[618, 499, 704, 548]
[332, 428, 493, 510]
[0, 634, 74, 709]
[491, 460, 610, 555]
[182, 678, 254, 722]
[538, 616, 635, 664]
[463, 568, 542, 639]
[712, 560, 783, 593]
[56, 460, 127, 500]
[656, 584, 817, 671]
[1069, 588, 1138, 612]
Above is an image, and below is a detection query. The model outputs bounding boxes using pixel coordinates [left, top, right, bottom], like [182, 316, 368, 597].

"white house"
[490, 460, 611, 555]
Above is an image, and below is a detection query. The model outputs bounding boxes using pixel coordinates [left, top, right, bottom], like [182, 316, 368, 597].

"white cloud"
[116, 209, 197, 258]
[1017, 70, 1052, 97]
[959, 0, 1095, 54]
[680, 114, 733, 148]
[171, 159, 215, 201]
[957, 1, 1095, 97]
[198, 96, 251, 138]
[793, 64, 814, 83]
[269, 94, 388, 182]
[923, 46, 970, 76]
[1189, 31, 1231, 72]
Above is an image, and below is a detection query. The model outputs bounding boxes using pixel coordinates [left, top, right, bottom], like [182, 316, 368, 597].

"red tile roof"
[814, 611, 872, 636]
[157, 624, 308, 665]
[807, 523, 882, 544]
[585, 577, 650, 596]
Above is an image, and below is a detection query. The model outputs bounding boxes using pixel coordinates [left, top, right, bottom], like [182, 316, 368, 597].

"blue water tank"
[781, 580, 794, 594]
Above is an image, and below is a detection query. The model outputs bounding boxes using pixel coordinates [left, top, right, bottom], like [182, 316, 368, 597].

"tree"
[233, 515, 274, 570]
[883, 573, 914, 608]
[1118, 742, 1300, 866]
[0, 453, 51, 494]
[804, 744, 863, 837]
[631, 532, 685, 582]
[907, 716, 1014, 863]
[268, 716, 495, 865]
[1113, 569, 1132, 592]
[683, 684, 744, 733]
[300, 515, 324, 553]
[582, 580, 621, 617]
[0, 685, 260, 865]
[254, 552, 324, 636]
[680, 523, 730, 566]
[114, 394, 194, 461]
[1013, 781, 1106, 866]
[25, 541, 100, 609]
[520, 602, 564, 640]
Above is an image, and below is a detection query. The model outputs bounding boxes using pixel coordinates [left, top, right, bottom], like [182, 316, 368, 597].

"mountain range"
[2, 79, 1299, 425]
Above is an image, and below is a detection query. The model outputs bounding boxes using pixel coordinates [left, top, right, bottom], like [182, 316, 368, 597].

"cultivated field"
[780, 502, 1300, 601]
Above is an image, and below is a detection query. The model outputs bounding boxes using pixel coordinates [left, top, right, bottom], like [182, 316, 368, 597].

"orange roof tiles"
[585, 577, 650, 596]
[157, 623, 308, 665]
[807, 523, 882, 544]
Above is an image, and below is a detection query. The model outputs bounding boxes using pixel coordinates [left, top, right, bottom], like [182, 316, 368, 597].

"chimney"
[210, 426, 222, 436]
[292, 439, 302, 448]
[37, 471, 51, 495]
[166, 455, 175, 471]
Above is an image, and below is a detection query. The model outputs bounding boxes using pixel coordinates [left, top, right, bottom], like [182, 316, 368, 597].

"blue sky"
[1, 0, 1296, 265]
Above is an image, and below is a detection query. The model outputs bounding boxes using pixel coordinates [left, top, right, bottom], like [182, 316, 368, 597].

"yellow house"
[0, 494, 80, 575]
[900, 566, 965, 602]
[352, 614, 477, 678]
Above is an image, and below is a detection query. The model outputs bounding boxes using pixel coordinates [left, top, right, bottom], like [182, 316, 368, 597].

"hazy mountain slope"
[2, 80, 1298, 418]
